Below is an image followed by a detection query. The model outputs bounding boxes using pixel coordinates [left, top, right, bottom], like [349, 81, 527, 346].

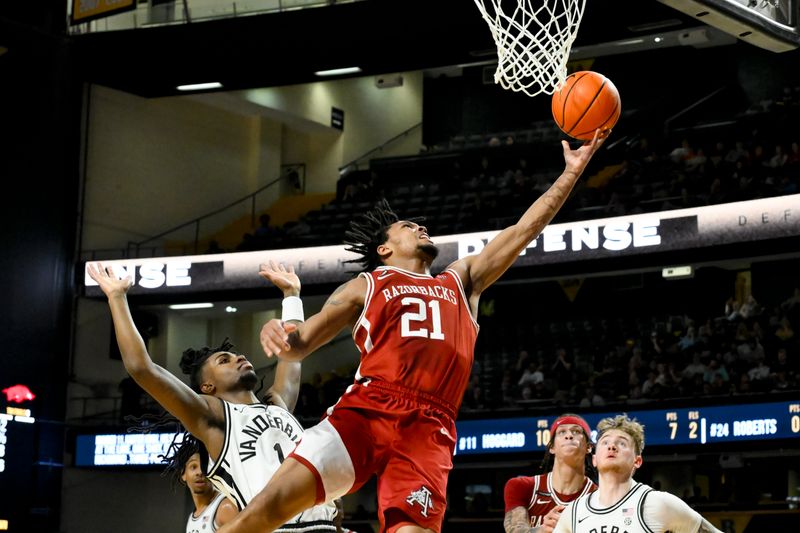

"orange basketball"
[551, 71, 621, 141]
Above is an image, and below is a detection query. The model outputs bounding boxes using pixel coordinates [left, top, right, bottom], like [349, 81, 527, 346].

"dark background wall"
[0, 4, 81, 531]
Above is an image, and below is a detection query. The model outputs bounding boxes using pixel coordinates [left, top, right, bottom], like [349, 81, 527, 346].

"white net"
[474, 0, 587, 97]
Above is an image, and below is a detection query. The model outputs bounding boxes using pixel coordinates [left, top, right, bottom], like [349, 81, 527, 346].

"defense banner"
[83, 195, 800, 296]
[71, 0, 136, 24]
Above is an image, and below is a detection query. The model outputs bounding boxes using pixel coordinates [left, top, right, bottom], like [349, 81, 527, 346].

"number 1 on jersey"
[400, 297, 445, 340]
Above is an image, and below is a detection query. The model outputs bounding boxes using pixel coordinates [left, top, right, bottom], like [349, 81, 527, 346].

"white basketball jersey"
[185, 492, 226, 533]
[566, 482, 654, 533]
[207, 400, 337, 531]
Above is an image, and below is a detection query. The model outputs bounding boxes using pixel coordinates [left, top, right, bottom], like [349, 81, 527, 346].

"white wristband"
[281, 296, 305, 322]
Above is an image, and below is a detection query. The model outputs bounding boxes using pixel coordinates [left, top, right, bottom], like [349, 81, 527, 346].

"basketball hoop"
[474, 0, 587, 97]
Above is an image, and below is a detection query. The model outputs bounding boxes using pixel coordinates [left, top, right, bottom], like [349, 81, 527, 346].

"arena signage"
[83, 195, 799, 296]
[71, 0, 136, 24]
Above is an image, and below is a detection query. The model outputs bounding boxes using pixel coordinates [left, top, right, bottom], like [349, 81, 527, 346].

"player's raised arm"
[257, 261, 303, 411]
[258, 266, 366, 363]
[87, 263, 217, 439]
[453, 131, 604, 299]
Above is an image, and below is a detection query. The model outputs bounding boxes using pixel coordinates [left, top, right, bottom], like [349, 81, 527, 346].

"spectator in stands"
[463, 374, 484, 410]
[641, 370, 659, 398]
[518, 361, 544, 388]
[682, 353, 706, 379]
[678, 327, 698, 351]
[236, 232, 256, 251]
[724, 141, 749, 165]
[781, 288, 800, 315]
[774, 316, 795, 344]
[514, 349, 532, 374]
[551, 348, 575, 392]
[736, 373, 752, 394]
[500, 370, 517, 407]
[769, 144, 788, 168]
[787, 142, 800, 168]
[284, 217, 311, 237]
[578, 386, 605, 408]
[669, 139, 694, 164]
[205, 240, 225, 254]
[703, 358, 729, 387]
[747, 355, 771, 390]
[772, 348, 796, 381]
[254, 214, 281, 244]
[739, 295, 761, 319]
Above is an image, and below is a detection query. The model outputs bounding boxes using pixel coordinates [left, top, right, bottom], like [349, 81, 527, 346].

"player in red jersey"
[217, 131, 605, 533]
[504, 414, 597, 533]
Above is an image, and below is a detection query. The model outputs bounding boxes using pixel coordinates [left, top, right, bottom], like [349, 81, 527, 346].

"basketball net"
[474, 0, 587, 97]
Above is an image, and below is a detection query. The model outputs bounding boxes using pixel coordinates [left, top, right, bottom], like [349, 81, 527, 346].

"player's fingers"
[288, 264, 296, 275]
[283, 322, 298, 333]
[260, 332, 284, 357]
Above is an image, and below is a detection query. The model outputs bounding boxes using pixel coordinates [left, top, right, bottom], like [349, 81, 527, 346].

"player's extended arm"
[214, 497, 239, 528]
[259, 276, 366, 362]
[455, 131, 604, 298]
[87, 263, 217, 439]
[504, 507, 532, 533]
[257, 261, 304, 411]
[266, 360, 301, 412]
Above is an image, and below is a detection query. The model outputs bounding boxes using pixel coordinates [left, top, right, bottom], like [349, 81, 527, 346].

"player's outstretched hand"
[540, 504, 566, 533]
[562, 128, 606, 177]
[260, 319, 298, 358]
[87, 262, 133, 299]
[258, 260, 300, 297]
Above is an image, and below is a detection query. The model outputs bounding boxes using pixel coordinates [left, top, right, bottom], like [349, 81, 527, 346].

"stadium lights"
[176, 82, 223, 91]
[314, 66, 362, 77]
[168, 303, 214, 310]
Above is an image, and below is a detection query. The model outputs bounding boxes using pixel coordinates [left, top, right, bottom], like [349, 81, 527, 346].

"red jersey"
[352, 266, 479, 410]
[504, 472, 597, 528]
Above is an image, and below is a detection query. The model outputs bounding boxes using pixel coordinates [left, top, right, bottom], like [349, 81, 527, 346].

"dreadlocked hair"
[343, 198, 423, 273]
[179, 337, 237, 393]
[160, 431, 200, 491]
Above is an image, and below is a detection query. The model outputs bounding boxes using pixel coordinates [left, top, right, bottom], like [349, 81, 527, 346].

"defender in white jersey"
[162, 434, 237, 533]
[186, 492, 230, 533]
[88, 261, 336, 532]
[553, 415, 723, 533]
[208, 400, 336, 530]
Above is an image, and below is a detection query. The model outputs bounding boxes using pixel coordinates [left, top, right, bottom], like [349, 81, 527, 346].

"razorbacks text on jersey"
[352, 266, 479, 410]
[206, 400, 337, 532]
[504, 472, 597, 527]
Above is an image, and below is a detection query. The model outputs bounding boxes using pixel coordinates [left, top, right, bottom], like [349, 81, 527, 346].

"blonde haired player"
[553, 415, 723, 533]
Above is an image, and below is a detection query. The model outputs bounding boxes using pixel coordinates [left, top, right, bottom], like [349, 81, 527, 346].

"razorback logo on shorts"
[405, 486, 434, 517]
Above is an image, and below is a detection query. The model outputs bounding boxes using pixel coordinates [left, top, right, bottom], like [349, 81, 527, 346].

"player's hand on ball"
[541, 505, 566, 533]
[260, 319, 298, 357]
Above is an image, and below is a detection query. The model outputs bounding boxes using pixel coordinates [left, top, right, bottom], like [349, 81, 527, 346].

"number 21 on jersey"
[400, 297, 445, 340]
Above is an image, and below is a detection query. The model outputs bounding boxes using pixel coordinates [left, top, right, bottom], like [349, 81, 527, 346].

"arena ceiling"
[71, 0, 706, 98]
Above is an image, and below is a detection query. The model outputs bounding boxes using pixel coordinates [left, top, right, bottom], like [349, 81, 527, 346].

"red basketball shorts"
[289, 380, 457, 532]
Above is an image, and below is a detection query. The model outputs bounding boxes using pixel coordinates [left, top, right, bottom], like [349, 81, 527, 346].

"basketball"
[551, 71, 621, 141]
